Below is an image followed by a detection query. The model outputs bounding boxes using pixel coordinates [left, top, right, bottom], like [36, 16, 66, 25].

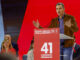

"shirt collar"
[58, 13, 65, 21]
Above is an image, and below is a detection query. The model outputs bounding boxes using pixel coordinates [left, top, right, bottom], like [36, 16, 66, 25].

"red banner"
[34, 28, 60, 60]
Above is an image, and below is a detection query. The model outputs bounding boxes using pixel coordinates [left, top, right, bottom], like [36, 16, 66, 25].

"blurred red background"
[17, 0, 80, 58]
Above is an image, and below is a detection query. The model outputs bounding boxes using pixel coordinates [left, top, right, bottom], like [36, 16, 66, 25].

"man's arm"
[39, 19, 54, 28]
[70, 16, 79, 32]
[48, 19, 55, 28]
[33, 19, 56, 28]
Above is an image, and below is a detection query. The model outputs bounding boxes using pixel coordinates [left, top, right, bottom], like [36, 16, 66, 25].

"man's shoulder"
[51, 14, 75, 21]
[65, 14, 74, 18]
[51, 17, 58, 21]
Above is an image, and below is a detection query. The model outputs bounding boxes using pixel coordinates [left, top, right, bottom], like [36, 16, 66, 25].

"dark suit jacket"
[40, 14, 79, 48]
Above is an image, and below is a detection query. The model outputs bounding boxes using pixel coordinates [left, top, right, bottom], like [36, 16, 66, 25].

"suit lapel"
[63, 14, 68, 24]
[55, 18, 59, 27]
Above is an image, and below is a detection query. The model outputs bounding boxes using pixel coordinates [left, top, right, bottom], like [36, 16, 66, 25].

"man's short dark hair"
[56, 3, 64, 8]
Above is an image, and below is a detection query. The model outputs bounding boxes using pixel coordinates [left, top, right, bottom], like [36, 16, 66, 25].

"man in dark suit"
[33, 3, 78, 60]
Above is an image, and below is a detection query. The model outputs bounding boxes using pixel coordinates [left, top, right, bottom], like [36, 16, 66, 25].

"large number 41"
[41, 42, 52, 54]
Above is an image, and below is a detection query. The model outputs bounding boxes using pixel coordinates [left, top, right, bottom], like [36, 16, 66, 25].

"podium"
[60, 34, 74, 39]
[34, 28, 74, 60]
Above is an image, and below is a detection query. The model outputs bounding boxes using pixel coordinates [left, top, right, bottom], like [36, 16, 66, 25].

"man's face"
[56, 5, 65, 16]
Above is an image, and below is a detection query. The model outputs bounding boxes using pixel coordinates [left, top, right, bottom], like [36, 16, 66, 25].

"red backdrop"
[17, 0, 80, 58]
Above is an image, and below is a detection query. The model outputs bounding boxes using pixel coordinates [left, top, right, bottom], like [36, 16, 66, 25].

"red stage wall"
[17, 0, 80, 56]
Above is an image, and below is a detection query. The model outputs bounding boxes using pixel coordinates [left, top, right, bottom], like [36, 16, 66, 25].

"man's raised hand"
[33, 19, 40, 28]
